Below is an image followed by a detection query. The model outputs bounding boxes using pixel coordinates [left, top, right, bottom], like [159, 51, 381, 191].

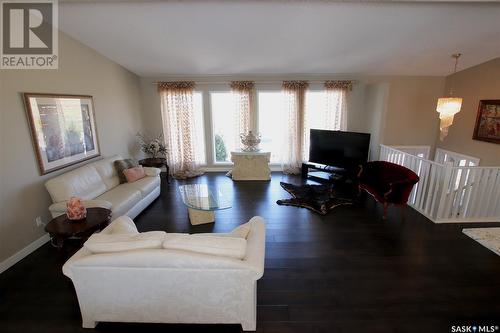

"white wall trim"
[0, 234, 50, 274]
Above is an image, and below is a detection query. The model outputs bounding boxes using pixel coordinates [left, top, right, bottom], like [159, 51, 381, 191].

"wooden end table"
[139, 157, 170, 183]
[45, 207, 112, 249]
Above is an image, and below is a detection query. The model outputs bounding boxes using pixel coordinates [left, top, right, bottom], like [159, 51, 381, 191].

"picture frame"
[472, 100, 500, 144]
[23, 93, 101, 175]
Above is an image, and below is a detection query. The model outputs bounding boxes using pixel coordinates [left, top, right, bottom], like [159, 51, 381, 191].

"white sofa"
[62, 216, 266, 331]
[45, 155, 161, 219]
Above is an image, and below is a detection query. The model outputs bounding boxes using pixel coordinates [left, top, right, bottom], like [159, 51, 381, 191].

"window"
[258, 91, 286, 163]
[185, 85, 346, 167]
[210, 92, 236, 163]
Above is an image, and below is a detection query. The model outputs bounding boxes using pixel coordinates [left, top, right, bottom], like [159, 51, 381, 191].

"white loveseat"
[62, 216, 266, 331]
[45, 155, 161, 219]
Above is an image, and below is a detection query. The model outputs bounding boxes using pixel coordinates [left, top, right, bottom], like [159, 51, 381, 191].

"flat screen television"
[309, 129, 370, 171]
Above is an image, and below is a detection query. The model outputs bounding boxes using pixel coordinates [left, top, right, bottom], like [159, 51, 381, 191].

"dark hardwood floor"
[1, 172, 499, 333]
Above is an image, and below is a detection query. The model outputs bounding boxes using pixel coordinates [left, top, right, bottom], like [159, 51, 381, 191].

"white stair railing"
[389, 145, 431, 159]
[379, 145, 500, 223]
[435, 148, 480, 167]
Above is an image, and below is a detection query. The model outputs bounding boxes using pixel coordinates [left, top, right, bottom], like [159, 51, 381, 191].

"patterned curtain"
[282, 80, 309, 174]
[230, 81, 255, 150]
[158, 81, 204, 179]
[325, 80, 351, 131]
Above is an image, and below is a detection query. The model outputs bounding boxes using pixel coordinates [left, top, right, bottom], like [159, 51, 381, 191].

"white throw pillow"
[163, 234, 247, 260]
[84, 231, 166, 253]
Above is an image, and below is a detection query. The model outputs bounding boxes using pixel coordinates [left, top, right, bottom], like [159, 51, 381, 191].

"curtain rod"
[151, 79, 358, 85]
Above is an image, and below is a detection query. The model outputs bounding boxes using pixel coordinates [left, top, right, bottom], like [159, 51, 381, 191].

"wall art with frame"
[23, 93, 101, 175]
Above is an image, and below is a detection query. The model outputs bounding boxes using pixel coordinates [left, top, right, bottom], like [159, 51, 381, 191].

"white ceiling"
[59, 1, 500, 77]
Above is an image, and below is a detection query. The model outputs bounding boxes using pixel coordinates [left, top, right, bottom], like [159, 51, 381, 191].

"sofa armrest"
[143, 167, 161, 177]
[99, 215, 138, 235]
[242, 216, 266, 279]
[49, 199, 113, 218]
[62, 247, 93, 279]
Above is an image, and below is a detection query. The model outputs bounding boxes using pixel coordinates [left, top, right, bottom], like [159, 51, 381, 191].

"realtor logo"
[1, 0, 58, 69]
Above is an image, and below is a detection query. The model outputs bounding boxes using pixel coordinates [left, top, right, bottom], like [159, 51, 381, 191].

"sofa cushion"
[114, 159, 138, 184]
[163, 234, 247, 260]
[96, 185, 142, 218]
[84, 231, 166, 253]
[93, 155, 123, 190]
[124, 166, 146, 183]
[45, 164, 107, 203]
[124, 176, 160, 197]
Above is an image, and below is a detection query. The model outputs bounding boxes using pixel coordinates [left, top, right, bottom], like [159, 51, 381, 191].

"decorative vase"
[240, 131, 261, 152]
[66, 197, 87, 221]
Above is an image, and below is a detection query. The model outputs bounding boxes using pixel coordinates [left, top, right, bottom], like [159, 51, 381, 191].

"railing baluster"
[469, 168, 484, 218]
[460, 168, 476, 219]
[452, 166, 468, 218]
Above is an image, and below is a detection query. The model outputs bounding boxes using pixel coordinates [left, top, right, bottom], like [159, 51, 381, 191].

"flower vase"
[66, 197, 87, 221]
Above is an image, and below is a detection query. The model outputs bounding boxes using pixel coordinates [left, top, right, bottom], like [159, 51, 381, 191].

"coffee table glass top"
[178, 184, 231, 211]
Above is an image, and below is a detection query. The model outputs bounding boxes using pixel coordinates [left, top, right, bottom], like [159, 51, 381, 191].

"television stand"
[301, 162, 347, 183]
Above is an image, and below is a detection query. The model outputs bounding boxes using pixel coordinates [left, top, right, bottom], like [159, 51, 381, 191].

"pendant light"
[436, 53, 463, 141]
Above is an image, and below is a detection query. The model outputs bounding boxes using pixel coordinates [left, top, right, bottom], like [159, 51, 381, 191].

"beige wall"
[381, 76, 445, 150]
[0, 32, 143, 263]
[364, 82, 389, 161]
[436, 57, 500, 166]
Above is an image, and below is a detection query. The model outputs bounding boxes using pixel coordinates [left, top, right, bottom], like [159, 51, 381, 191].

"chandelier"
[436, 53, 463, 141]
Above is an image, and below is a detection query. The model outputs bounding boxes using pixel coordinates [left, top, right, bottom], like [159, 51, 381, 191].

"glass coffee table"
[178, 184, 231, 225]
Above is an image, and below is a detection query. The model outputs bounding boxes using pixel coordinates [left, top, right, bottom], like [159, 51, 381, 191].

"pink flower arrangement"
[66, 197, 87, 220]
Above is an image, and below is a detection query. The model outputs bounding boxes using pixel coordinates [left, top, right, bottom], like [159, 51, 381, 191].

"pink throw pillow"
[123, 166, 146, 183]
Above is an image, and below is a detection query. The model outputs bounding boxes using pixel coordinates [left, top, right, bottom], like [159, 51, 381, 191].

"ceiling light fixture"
[436, 53, 463, 141]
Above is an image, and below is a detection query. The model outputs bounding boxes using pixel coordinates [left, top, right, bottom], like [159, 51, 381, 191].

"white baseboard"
[0, 233, 50, 274]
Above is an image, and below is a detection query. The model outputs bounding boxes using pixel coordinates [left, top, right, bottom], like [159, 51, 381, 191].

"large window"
[258, 90, 339, 163]
[210, 92, 236, 163]
[258, 91, 286, 163]
[185, 86, 345, 167]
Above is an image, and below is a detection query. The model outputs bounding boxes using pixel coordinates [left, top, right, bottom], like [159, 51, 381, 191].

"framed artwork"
[23, 93, 101, 175]
[472, 100, 500, 144]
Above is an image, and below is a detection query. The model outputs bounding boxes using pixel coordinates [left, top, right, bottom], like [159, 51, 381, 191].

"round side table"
[45, 207, 112, 249]
[139, 157, 170, 183]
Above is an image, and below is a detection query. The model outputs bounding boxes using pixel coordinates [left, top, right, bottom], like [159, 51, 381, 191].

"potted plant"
[137, 133, 167, 160]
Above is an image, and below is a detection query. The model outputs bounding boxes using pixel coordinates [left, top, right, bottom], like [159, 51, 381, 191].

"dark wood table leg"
[50, 234, 65, 250]
[165, 164, 170, 183]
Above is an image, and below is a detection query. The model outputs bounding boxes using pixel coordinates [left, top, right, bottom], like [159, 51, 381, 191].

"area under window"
[210, 92, 236, 163]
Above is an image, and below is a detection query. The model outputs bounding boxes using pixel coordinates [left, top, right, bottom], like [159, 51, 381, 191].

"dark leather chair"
[357, 161, 419, 219]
